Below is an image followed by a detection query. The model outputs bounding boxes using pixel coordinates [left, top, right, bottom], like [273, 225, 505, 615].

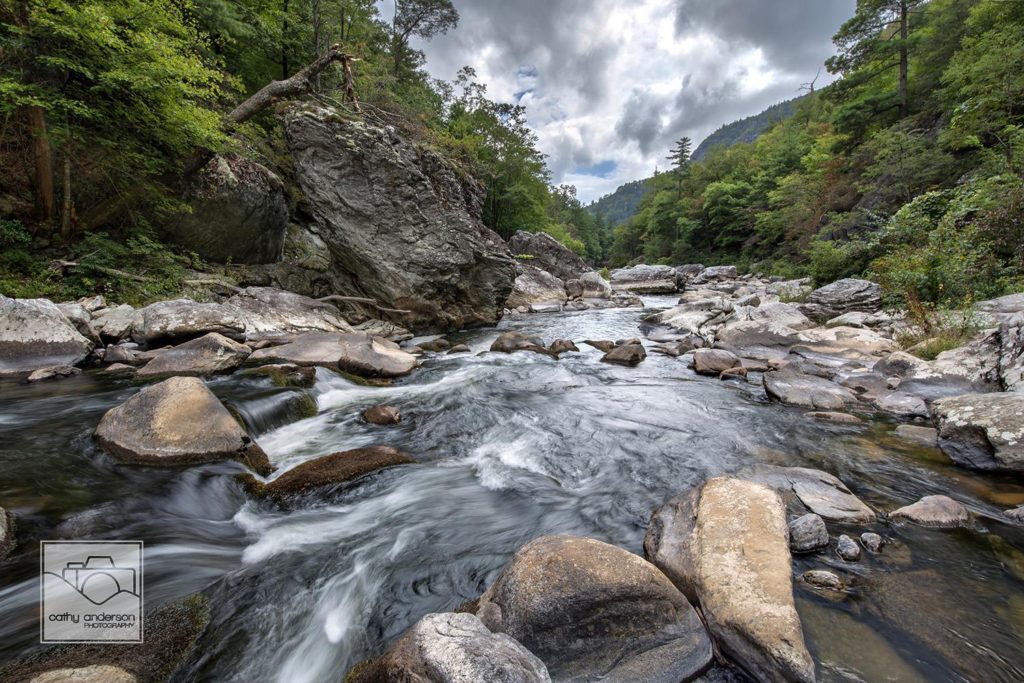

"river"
[1, 297, 1022, 682]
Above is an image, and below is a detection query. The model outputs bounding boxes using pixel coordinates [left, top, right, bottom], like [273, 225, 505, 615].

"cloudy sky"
[408, 0, 856, 203]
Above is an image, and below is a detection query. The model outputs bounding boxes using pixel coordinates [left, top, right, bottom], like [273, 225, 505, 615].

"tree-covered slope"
[586, 178, 652, 226]
[691, 96, 806, 161]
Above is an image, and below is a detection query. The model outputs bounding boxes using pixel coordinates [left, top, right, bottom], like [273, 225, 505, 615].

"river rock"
[875, 391, 929, 418]
[0, 296, 93, 375]
[28, 666, 137, 683]
[566, 271, 613, 300]
[1005, 506, 1024, 523]
[799, 278, 881, 321]
[350, 612, 550, 683]
[691, 265, 738, 284]
[475, 535, 712, 683]
[789, 513, 829, 553]
[998, 314, 1023, 391]
[931, 393, 1024, 471]
[225, 287, 354, 338]
[610, 264, 679, 293]
[249, 332, 417, 377]
[137, 300, 245, 345]
[165, 153, 288, 264]
[582, 339, 616, 352]
[242, 363, 317, 388]
[894, 424, 938, 447]
[836, 535, 861, 561]
[283, 106, 515, 332]
[448, 344, 471, 354]
[764, 366, 859, 410]
[247, 446, 413, 498]
[801, 570, 843, 591]
[490, 332, 551, 357]
[548, 339, 579, 355]
[94, 377, 272, 474]
[860, 532, 884, 553]
[0, 507, 13, 560]
[506, 264, 567, 312]
[644, 477, 815, 683]
[362, 405, 401, 426]
[805, 411, 863, 424]
[601, 343, 646, 366]
[508, 231, 589, 282]
[826, 311, 871, 328]
[135, 333, 250, 380]
[650, 298, 732, 337]
[26, 365, 81, 382]
[975, 292, 1024, 322]
[693, 348, 742, 376]
[740, 465, 875, 524]
[90, 304, 140, 342]
[736, 301, 815, 331]
[890, 495, 970, 528]
[55, 302, 99, 343]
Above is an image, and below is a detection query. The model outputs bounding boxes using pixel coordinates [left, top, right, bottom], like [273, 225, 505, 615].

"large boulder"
[136, 300, 245, 345]
[475, 535, 712, 683]
[601, 343, 647, 366]
[508, 231, 589, 281]
[644, 477, 815, 683]
[349, 612, 550, 683]
[245, 446, 414, 498]
[565, 271, 613, 300]
[93, 376, 271, 474]
[506, 265, 567, 312]
[91, 304, 140, 343]
[647, 298, 731, 337]
[764, 367, 859, 410]
[999, 314, 1023, 391]
[164, 153, 288, 264]
[799, 279, 881, 321]
[691, 265, 738, 284]
[224, 287, 353, 338]
[610, 264, 679, 293]
[248, 332, 417, 377]
[931, 393, 1024, 471]
[693, 349, 741, 376]
[0, 296, 93, 375]
[135, 333, 251, 380]
[283, 106, 515, 332]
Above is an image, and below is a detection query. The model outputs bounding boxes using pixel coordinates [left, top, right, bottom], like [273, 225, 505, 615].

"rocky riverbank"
[1, 265, 1023, 681]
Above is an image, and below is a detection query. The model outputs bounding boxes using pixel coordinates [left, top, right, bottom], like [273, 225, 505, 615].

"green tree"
[667, 136, 692, 171]
[390, 0, 458, 79]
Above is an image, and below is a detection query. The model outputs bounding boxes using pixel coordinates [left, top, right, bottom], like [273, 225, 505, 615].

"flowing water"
[1, 297, 1023, 682]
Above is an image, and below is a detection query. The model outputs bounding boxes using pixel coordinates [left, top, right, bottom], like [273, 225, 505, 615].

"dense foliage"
[613, 0, 1024, 311]
[0, 0, 603, 302]
[691, 96, 804, 161]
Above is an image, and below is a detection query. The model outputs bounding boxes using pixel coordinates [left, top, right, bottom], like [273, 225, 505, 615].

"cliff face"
[278, 105, 516, 332]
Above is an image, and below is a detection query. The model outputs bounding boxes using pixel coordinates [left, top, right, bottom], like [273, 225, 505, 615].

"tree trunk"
[898, 0, 909, 118]
[27, 106, 56, 224]
[60, 154, 73, 241]
[282, 0, 290, 80]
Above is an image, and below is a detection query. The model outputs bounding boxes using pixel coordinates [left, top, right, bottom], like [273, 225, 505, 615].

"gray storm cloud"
[413, 0, 855, 201]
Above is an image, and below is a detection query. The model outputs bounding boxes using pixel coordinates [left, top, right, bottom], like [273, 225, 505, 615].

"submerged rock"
[248, 332, 417, 378]
[890, 495, 970, 528]
[475, 535, 712, 683]
[135, 333, 250, 380]
[283, 106, 515, 331]
[0, 507, 14, 560]
[0, 296, 93, 375]
[805, 411, 863, 425]
[894, 424, 938, 448]
[94, 377, 272, 475]
[789, 513, 829, 553]
[601, 343, 646, 366]
[164, 153, 288, 265]
[508, 231, 589, 282]
[349, 612, 551, 683]
[801, 570, 843, 591]
[860, 532, 884, 553]
[740, 465, 875, 524]
[26, 365, 81, 382]
[246, 446, 414, 498]
[932, 393, 1024, 472]
[645, 477, 815, 683]
[362, 405, 401, 426]
[241, 363, 317, 388]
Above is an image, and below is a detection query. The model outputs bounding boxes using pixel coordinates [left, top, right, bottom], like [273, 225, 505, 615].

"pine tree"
[667, 136, 692, 171]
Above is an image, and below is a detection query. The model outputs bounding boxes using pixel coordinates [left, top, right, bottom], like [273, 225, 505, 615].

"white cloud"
[410, 0, 855, 202]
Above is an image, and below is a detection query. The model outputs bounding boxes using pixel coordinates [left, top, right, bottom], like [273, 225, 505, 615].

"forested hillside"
[586, 179, 652, 227]
[613, 0, 1024, 316]
[691, 96, 804, 161]
[0, 0, 609, 302]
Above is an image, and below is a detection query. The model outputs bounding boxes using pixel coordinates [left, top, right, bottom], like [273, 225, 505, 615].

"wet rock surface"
[248, 332, 417, 377]
[245, 446, 414, 499]
[789, 513, 829, 553]
[135, 333, 251, 380]
[93, 377, 271, 474]
[890, 495, 971, 528]
[645, 477, 816, 683]
[932, 393, 1024, 471]
[475, 535, 713, 683]
[0, 296, 93, 376]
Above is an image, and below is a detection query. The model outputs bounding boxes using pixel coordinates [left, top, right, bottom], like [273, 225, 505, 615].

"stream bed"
[1, 297, 1023, 682]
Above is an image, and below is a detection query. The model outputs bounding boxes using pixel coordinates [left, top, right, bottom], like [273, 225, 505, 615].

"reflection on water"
[1, 299, 1023, 682]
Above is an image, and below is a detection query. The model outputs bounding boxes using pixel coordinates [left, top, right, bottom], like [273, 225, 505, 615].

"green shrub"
[805, 238, 871, 286]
